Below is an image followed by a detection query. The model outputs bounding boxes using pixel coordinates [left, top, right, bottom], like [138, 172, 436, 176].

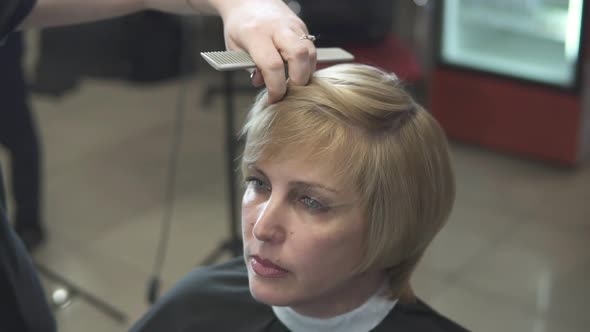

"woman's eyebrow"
[247, 164, 268, 178]
[289, 181, 340, 194]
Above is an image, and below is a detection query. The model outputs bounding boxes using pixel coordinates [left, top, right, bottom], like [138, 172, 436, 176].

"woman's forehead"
[255, 147, 353, 189]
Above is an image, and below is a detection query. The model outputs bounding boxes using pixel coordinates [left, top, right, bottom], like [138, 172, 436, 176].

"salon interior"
[1, 0, 588, 331]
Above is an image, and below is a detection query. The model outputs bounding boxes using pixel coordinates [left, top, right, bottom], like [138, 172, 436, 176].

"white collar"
[272, 286, 397, 332]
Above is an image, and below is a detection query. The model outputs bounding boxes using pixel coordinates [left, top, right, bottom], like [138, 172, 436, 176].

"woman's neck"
[290, 272, 387, 318]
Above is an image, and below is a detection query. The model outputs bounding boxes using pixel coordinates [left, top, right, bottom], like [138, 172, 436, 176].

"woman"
[131, 64, 466, 331]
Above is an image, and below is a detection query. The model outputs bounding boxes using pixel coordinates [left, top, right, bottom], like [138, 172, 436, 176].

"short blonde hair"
[241, 64, 455, 298]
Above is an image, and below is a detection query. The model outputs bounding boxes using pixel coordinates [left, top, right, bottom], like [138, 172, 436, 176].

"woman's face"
[242, 152, 385, 318]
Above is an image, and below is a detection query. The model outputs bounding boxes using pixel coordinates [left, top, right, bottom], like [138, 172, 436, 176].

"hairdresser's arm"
[20, 0, 316, 102]
[20, 0, 201, 28]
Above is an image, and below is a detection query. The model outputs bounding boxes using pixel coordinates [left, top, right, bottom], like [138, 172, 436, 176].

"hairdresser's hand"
[215, 0, 317, 103]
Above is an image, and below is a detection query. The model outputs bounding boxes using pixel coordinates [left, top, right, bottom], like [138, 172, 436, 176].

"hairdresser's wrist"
[208, 0, 283, 22]
[180, 0, 216, 15]
[191, 0, 246, 17]
[206, 0, 237, 19]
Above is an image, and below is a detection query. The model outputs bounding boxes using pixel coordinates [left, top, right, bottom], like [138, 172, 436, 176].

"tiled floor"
[2, 61, 589, 332]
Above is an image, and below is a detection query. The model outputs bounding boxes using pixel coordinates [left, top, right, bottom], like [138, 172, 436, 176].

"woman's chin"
[248, 278, 293, 307]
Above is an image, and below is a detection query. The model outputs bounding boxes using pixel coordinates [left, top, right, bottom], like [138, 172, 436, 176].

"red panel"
[430, 69, 581, 165]
[343, 34, 423, 83]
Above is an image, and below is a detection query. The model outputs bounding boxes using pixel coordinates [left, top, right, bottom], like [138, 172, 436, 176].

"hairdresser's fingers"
[247, 39, 288, 103]
[249, 68, 265, 87]
[273, 27, 317, 87]
[221, 0, 310, 103]
[225, 24, 287, 102]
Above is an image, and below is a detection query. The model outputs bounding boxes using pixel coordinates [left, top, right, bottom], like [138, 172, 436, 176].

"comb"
[200, 47, 354, 71]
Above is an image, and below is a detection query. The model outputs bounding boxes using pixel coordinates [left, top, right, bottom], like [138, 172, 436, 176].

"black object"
[0, 2, 56, 330]
[0, 0, 20, 39]
[0, 29, 56, 324]
[0, 32, 43, 244]
[126, 12, 186, 82]
[31, 11, 192, 96]
[0, 0, 34, 42]
[0, 169, 5, 208]
[0, 203, 57, 332]
[294, 0, 394, 46]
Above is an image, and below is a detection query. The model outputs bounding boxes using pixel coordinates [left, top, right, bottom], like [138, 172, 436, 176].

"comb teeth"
[201, 51, 256, 71]
[207, 51, 255, 65]
[201, 48, 355, 71]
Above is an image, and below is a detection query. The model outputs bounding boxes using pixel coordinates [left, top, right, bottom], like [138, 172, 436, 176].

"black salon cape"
[0, 180, 56, 331]
[131, 257, 469, 332]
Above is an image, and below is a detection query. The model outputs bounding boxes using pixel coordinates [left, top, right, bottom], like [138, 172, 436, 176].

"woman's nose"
[252, 199, 286, 244]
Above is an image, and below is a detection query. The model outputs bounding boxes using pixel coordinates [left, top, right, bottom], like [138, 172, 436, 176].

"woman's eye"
[301, 196, 326, 212]
[245, 176, 270, 192]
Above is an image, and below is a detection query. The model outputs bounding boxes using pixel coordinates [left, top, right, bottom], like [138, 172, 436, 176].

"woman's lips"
[250, 255, 289, 278]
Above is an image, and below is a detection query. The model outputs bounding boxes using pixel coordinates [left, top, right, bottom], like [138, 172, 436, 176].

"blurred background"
[1, 0, 589, 331]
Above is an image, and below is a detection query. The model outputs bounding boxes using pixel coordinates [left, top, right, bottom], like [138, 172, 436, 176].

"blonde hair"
[241, 64, 455, 298]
